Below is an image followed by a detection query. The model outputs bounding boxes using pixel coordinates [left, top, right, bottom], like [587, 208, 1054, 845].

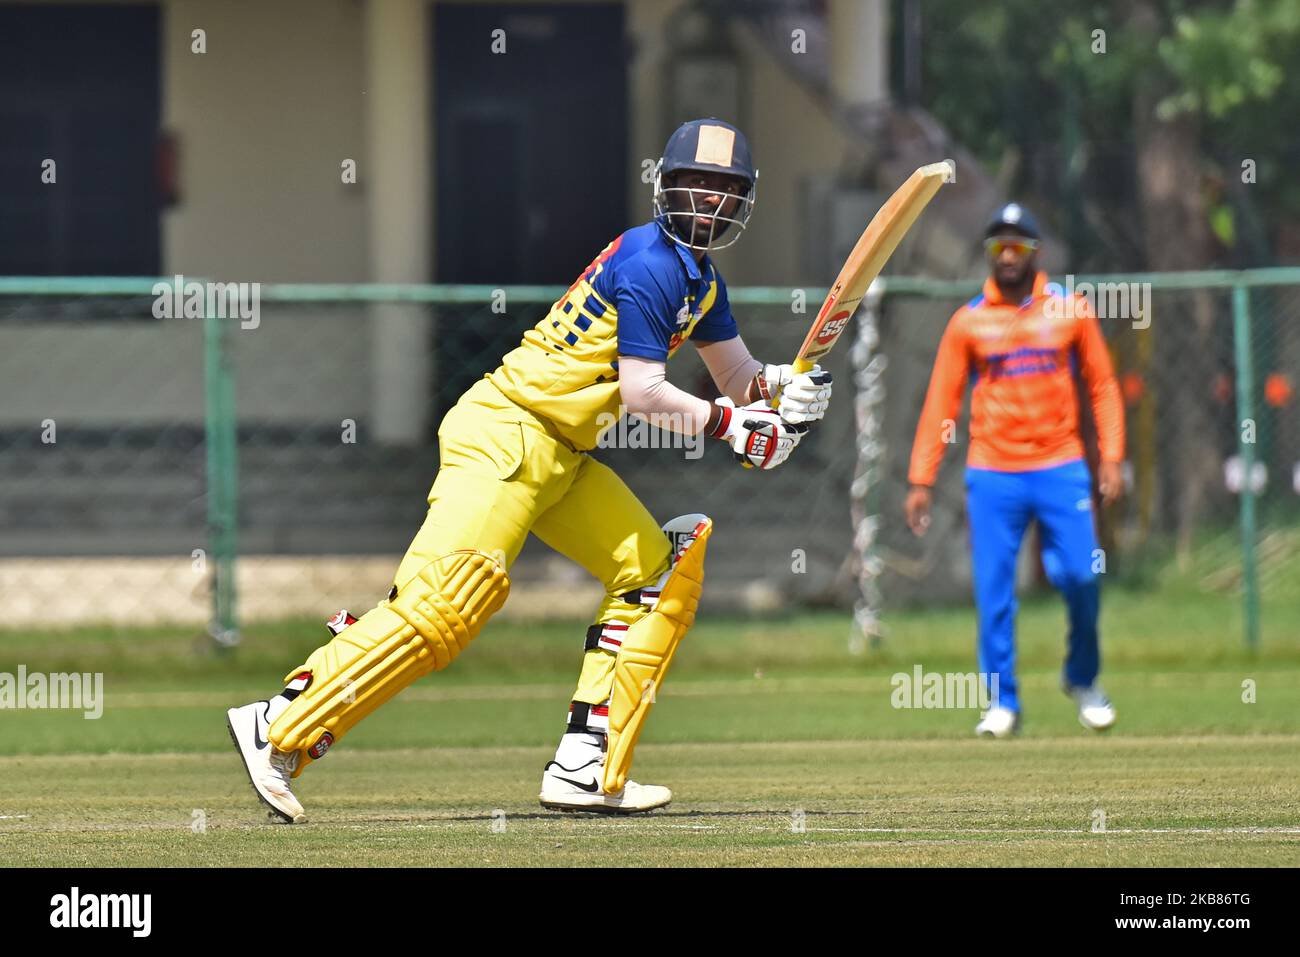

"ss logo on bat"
[815, 309, 851, 344]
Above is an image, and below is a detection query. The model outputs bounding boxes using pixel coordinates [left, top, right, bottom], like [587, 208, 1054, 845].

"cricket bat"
[785, 162, 950, 382]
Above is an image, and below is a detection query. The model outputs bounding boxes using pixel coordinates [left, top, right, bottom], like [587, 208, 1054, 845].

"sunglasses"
[984, 237, 1040, 258]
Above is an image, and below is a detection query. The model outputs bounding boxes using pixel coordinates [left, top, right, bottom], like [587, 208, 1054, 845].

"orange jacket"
[907, 272, 1125, 486]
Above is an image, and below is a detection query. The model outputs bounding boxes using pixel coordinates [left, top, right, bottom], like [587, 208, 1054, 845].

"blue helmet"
[660, 118, 756, 182]
[653, 119, 758, 252]
[984, 202, 1041, 240]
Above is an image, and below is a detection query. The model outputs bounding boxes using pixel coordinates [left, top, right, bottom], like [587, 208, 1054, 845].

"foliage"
[901, 0, 1300, 266]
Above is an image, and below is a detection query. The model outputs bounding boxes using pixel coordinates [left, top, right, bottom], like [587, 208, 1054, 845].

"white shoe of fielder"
[226, 700, 307, 824]
[1066, 683, 1117, 731]
[974, 706, 1021, 739]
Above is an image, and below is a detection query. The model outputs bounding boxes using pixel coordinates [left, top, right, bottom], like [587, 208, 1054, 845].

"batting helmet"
[653, 118, 757, 252]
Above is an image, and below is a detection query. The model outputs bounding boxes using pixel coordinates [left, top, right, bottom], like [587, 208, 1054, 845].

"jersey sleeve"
[689, 268, 738, 343]
[1073, 298, 1126, 463]
[907, 309, 971, 486]
[615, 254, 681, 362]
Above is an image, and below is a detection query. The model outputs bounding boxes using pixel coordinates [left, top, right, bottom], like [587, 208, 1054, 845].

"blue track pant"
[965, 459, 1101, 714]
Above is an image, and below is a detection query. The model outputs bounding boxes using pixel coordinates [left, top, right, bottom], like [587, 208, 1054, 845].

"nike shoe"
[974, 705, 1021, 739]
[538, 757, 673, 814]
[1065, 683, 1117, 731]
[226, 700, 307, 824]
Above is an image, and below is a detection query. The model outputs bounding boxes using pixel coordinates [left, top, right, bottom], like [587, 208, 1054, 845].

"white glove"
[754, 363, 834, 425]
[711, 397, 804, 470]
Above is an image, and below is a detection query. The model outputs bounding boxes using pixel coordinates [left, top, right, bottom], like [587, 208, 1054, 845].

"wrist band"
[712, 400, 733, 436]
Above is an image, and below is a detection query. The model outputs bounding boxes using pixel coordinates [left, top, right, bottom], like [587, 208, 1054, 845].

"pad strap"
[584, 621, 630, 654]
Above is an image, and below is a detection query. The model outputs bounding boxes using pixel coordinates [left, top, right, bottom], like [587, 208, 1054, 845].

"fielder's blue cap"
[985, 202, 1041, 240]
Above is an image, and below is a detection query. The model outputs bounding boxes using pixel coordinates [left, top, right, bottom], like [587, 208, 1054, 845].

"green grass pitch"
[2, 586, 1298, 867]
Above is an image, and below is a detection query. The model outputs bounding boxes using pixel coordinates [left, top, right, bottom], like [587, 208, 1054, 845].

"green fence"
[1, 270, 1296, 649]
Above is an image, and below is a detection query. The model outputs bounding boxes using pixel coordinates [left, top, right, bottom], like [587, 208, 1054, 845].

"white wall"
[161, 0, 369, 282]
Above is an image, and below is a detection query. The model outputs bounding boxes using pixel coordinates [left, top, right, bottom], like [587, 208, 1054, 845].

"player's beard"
[995, 258, 1032, 288]
[689, 212, 732, 247]
[668, 207, 733, 249]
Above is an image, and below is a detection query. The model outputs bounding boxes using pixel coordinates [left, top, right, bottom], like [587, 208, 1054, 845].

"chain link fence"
[1, 274, 1295, 647]
[0, 286, 208, 627]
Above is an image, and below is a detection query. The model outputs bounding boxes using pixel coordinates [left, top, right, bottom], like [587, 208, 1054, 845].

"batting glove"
[709, 397, 804, 470]
[753, 363, 834, 425]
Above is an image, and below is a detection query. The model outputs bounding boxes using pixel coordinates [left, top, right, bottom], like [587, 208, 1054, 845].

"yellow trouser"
[308, 377, 671, 715]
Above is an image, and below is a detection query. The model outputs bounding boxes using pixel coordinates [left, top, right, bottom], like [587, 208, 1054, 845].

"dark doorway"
[0, 4, 161, 275]
[434, 3, 628, 283]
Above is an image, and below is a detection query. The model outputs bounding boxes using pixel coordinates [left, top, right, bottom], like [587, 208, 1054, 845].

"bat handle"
[768, 356, 818, 409]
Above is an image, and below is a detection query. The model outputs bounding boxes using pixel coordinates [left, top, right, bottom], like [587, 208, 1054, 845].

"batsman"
[227, 119, 833, 822]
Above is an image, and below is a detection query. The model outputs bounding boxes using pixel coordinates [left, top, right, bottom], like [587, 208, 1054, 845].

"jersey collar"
[656, 216, 706, 281]
[982, 270, 1048, 308]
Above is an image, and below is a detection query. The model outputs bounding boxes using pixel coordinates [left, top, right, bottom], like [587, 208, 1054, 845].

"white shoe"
[539, 758, 672, 815]
[974, 706, 1021, 738]
[226, 700, 307, 824]
[1066, 683, 1117, 731]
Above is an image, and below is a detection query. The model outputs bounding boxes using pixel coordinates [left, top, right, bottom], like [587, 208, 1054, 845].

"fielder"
[904, 204, 1125, 738]
[227, 119, 833, 821]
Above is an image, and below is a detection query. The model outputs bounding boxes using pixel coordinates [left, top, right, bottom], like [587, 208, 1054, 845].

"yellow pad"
[602, 517, 711, 794]
[268, 550, 508, 775]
